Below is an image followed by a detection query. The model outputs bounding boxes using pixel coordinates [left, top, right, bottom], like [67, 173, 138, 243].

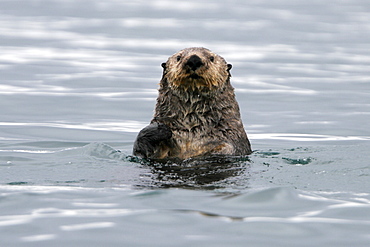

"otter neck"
[154, 81, 235, 132]
[171, 85, 218, 102]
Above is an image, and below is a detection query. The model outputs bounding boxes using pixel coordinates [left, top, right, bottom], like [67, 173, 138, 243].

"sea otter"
[133, 47, 252, 160]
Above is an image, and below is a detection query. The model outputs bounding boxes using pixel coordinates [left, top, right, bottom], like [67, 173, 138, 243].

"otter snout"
[185, 55, 204, 71]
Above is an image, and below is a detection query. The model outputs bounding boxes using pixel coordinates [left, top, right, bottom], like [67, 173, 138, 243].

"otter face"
[161, 47, 232, 91]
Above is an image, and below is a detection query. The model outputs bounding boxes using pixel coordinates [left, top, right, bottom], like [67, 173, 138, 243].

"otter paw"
[155, 123, 172, 140]
[133, 122, 172, 158]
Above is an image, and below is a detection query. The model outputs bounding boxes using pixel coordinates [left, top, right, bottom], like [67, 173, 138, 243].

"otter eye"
[176, 55, 181, 62]
[210, 56, 215, 62]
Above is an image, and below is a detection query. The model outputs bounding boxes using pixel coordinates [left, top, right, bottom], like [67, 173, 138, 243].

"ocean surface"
[1, 0, 370, 246]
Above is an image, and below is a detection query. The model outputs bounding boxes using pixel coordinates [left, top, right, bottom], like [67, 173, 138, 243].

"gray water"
[1, 0, 370, 246]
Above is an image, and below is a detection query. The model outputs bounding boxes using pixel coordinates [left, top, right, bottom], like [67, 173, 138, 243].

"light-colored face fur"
[162, 47, 232, 91]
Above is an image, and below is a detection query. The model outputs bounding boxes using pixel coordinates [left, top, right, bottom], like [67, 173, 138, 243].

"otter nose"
[185, 55, 204, 71]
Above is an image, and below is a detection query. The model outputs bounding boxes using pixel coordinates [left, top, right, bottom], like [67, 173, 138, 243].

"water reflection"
[250, 133, 370, 141]
[138, 155, 251, 189]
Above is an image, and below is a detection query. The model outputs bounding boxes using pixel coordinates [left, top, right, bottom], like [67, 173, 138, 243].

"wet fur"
[133, 47, 252, 160]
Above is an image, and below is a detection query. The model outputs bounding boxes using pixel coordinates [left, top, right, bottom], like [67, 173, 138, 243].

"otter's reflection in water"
[137, 155, 251, 189]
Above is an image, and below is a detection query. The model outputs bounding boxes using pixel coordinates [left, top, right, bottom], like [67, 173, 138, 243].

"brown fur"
[134, 47, 252, 160]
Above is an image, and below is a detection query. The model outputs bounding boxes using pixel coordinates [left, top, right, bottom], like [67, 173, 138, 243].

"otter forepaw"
[133, 122, 172, 158]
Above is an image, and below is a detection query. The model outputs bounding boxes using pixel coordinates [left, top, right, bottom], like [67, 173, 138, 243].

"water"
[1, 0, 370, 246]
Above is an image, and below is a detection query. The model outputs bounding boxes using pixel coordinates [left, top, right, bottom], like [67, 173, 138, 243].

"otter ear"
[227, 64, 232, 71]
[161, 63, 166, 69]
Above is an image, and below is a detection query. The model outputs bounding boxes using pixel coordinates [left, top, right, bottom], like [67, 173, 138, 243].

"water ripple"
[60, 222, 115, 231]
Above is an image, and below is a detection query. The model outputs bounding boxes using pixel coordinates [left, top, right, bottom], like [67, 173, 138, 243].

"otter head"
[161, 47, 232, 91]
